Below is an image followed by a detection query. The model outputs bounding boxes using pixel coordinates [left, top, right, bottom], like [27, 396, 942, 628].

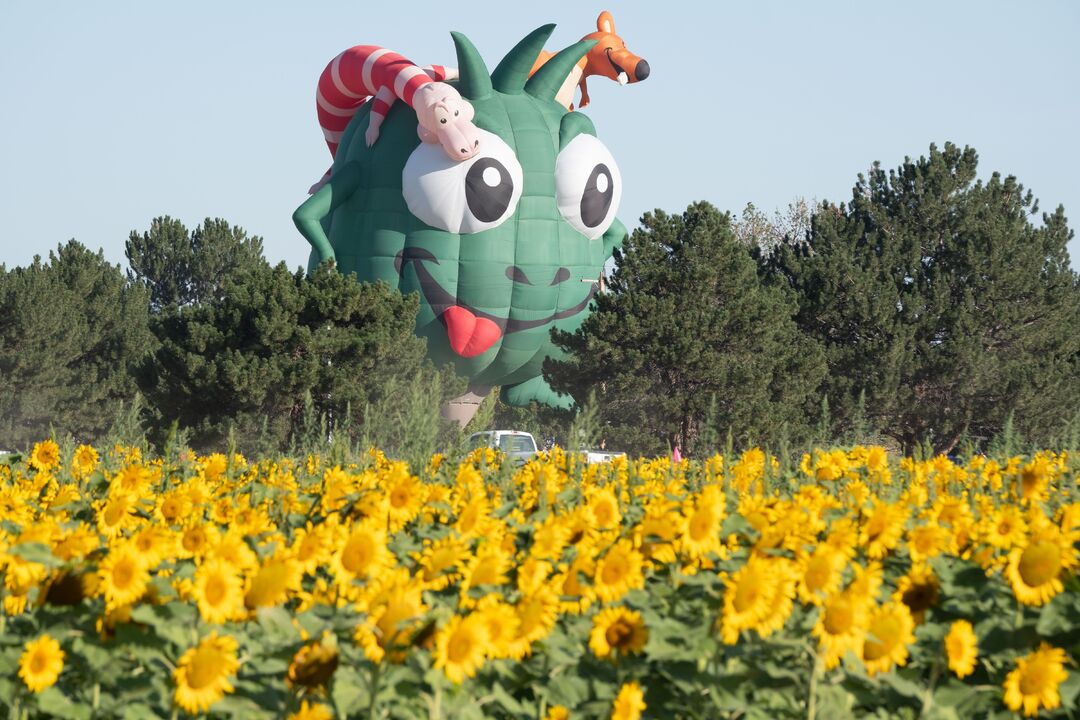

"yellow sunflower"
[177, 523, 219, 560]
[1003, 643, 1069, 717]
[611, 681, 646, 720]
[944, 620, 978, 679]
[433, 613, 489, 683]
[589, 606, 648, 659]
[193, 558, 245, 624]
[796, 545, 847, 606]
[334, 521, 391, 585]
[97, 542, 149, 609]
[982, 506, 1027, 549]
[95, 492, 137, 538]
[906, 522, 948, 563]
[859, 500, 907, 559]
[383, 466, 425, 531]
[543, 706, 570, 720]
[508, 584, 560, 660]
[18, 634, 64, 693]
[355, 578, 427, 664]
[287, 701, 334, 720]
[291, 522, 334, 576]
[417, 535, 467, 591]
[29, 440, 61, 472]
[244, 552, 301, 609]
[679, 494, 726, 560]
[1006, 529, 1076, 606]
[71, 444, 99, 478]
[586, 487, 622, 531]
[531, 514, 571, 561]
[812, 590, 866, 670]
[892, 564, 939, 623]
[173, 632, 241, 714]
[460, 543, 510, 598]
[718, 555, 792, 644]
[287, 635, 339, 690]
[555, 553, 596, 615]
[474, 595, 519, 660]
[860, 602, 916, 676]
[593, 540, 645, 604]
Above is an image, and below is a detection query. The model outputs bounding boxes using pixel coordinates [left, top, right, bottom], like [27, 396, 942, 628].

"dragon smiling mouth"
[395, 248, 599, 357]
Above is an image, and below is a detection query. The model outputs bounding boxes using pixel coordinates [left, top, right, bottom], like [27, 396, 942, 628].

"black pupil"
[465, 158, 513, 223]
[581, 164, 613, 228]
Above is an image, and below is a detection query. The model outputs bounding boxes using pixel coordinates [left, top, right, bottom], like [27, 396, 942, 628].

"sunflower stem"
[806, 648, 820, 720]
[367, 661, 382, 720]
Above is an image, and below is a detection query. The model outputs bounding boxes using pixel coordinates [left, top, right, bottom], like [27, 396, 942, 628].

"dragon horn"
[492, 24, 556, 94]
[525, 39, 596, 103]
[451, 31, 493, 100]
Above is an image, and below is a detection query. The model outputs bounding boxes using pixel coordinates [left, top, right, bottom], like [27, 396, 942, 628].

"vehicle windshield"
[499, 435, 536, 454]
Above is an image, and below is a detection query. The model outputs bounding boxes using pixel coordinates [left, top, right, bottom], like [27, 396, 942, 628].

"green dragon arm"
[292, 162, 364, 265]
[603, 217, 628, 259]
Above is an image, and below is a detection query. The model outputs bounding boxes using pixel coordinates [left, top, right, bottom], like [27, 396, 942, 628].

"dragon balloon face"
[298, 27, 627, 407]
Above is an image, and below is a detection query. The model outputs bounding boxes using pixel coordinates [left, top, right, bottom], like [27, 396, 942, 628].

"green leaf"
[129, 602, 196, 647]
[7, 542, 62, 568]
[35, 687, 92, 720]
[331, 666, 367, 716]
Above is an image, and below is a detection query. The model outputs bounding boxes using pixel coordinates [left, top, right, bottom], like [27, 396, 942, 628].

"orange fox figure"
[531, 10, 650, 110]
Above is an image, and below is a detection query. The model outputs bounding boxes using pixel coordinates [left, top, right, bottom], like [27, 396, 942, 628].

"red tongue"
[442, 306, 502, 357]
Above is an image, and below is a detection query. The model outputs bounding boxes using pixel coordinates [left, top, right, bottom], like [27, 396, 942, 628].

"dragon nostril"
[460, 148, 467, 154]
[473, 140, 479, 148]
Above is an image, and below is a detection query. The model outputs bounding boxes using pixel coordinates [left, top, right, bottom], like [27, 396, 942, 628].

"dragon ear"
[597, 11, 615, 34]
[451, 31, 493, 100]
[525, 39, 596, 103]
[492, 24, 556, 94]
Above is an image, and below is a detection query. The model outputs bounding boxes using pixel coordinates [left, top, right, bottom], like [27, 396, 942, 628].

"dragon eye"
[554, 134, 621, 239]
[402, 129, 523, 234]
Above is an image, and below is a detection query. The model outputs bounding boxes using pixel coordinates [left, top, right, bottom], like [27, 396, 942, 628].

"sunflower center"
[606, 620, 634, 649]
[1018, 542, 1061, 587]
[601, 556, 628, 585]
[390, 487, 411, 508]
[30, 650, 48, 673]
[732, 572, 763, 613]
[866, 514, 886, 541]
[103, 502, 127, 527]
[113, 559, 135, 588]
[805, 556, 831, 591]
[594, 501, 615, 527]
[204, 575, 227, 605]
[823, 597, 854, 635]
[183, 529, 206, 553]
[447, 631, 475, 663]
[186, 648, 224, 690]
[689, 508, 715, 541]
[1018, 658, 1052, 695]
[342, 535, 375, 574]
[901, 581, 939, 614]
[863, 615, 901, 660]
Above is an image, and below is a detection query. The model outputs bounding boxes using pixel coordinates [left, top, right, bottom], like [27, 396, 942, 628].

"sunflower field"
[0, 440, 1078, 719]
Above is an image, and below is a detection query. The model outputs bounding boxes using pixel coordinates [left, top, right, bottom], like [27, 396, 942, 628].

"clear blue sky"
[1, 1, 1077, 270]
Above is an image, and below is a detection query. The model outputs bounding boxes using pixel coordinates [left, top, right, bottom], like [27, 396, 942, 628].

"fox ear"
[597, 10, 615, 34]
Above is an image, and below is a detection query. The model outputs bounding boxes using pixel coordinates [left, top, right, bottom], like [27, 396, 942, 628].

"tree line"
[2, 143, 1077, 458]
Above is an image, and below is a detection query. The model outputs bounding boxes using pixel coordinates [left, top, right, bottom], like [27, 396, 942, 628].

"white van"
[467, 430, 538, 466]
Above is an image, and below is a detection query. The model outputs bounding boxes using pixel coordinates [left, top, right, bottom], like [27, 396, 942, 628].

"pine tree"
[139, 260, 462, 453]
[126, 216, 265, 312]
[545, 201, 826, 456]
[765, 143, 1080, 453]
[0, 241, 152, 447]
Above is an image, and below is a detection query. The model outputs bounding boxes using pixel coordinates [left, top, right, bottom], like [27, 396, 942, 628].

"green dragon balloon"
[293, 25, 627, 409]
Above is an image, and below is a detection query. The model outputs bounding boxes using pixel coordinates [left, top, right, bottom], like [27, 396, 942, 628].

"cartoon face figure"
[296, 27, 626, 407]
